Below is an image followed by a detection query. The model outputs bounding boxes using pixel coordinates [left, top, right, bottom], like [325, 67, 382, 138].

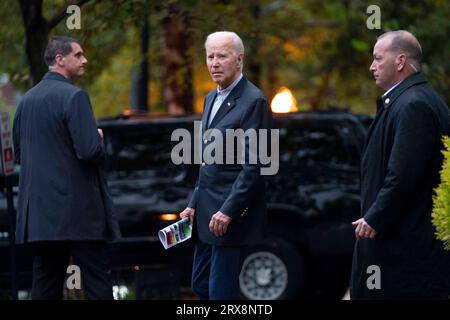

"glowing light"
[159, 213, 178, 221]
[271, 87, 298, 113]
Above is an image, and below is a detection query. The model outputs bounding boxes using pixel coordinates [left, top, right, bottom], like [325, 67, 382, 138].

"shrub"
[432, 136, 450, 250]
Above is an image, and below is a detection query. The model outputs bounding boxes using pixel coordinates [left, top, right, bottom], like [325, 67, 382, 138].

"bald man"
[350, 30, 450, 299]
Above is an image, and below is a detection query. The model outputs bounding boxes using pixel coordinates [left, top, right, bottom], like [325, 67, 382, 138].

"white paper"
[158, 217, 192, 249]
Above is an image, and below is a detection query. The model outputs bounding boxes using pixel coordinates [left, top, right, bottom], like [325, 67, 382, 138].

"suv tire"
[239, 237, 305, 300]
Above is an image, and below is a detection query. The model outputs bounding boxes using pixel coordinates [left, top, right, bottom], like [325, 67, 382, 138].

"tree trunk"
[246, 1, 261, 88]
[266, 64, 277, 104]
[19, 0, 49, 86]
[161, 2, 193, 115]
[131, 15, 149, 112]
[310, 70, 331, 110]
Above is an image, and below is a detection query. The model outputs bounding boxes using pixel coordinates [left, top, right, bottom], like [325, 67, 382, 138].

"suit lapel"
[202, 91, 217, 134]
[208, 77, 246, 129]
[362, 72, 428, 155]
[362, 98, 385, 155]
[383, 72, 427, 108]
[208, 98, 236, 129]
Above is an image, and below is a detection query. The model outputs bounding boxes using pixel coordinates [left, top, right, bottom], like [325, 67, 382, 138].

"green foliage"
[88, 28, 140, 117]
[351, 39, 370, 52]
[378, 0, 450, 108]
[2, 0, 450, 116]
[432, 136, 450, 250]
[0, 0, 28, 89]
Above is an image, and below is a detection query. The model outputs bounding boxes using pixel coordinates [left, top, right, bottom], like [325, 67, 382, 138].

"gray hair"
[377, 30, 422, 64]
[204, 31, 245, 55]
[44, 36, 79, 66]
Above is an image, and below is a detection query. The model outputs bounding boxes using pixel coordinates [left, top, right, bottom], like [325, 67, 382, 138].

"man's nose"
[211, 57, 220, 66]
[369, 61, 375, 72]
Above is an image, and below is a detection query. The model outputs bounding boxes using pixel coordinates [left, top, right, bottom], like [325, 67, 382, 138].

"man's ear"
[396, 53, 406, 71]
[237, 53, 243, 68]
[54, 54, 64, 67]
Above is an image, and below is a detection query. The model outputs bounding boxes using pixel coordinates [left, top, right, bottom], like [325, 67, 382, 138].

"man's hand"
[180, 207, 195, 225]
[352, 218, 377, 240]
[209, 211, 232, 237]
[98, 128, 104, 140]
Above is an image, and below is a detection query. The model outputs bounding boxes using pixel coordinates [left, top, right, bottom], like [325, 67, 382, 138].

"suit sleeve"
[66, 90, 105, 164]
[13, 101, 22, 165]
[363, 102, 438, 235]
[220, 97, 273, 219]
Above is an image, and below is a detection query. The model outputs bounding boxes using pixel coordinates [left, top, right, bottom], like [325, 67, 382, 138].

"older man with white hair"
[180, 31, 272, 299]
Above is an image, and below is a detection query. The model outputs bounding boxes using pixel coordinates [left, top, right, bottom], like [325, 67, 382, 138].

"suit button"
[201, 162, 205, 166]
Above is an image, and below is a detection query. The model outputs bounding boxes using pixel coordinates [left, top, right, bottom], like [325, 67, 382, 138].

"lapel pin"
[227, 102, 231, 106]
[385, 98, 390, 104]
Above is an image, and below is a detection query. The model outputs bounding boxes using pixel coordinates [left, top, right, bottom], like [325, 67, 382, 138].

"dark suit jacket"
[188, 76, 273, 246]
[350, 72, 450, 299]
[13, 72, 121, 244]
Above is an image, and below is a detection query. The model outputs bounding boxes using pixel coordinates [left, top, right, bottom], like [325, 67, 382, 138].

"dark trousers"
[191, 240, 243, 300]
[31, 241, 113, 300]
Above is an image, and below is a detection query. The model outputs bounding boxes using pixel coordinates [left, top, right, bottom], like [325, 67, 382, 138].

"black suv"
[0, 110, 369, 300]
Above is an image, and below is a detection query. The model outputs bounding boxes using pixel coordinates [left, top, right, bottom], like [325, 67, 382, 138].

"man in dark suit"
[13, 36, 121, 299]
[350, 30, 450, 299]
[180, 31, 272, 299]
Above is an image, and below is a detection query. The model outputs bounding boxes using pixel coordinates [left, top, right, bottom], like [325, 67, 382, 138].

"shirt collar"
[43, 71, 72, 84]
[382, 80, 402, 97]
[216, 73, 243, 95]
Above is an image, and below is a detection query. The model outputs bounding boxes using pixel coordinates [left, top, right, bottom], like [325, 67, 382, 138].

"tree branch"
[48, 0, 91, 29]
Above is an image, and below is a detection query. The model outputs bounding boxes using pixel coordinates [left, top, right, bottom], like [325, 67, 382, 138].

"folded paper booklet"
[158, 217, 192, 249]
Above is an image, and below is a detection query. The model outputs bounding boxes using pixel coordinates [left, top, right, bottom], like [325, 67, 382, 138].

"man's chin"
[375, 79, 385, 89]
[212, 76, 222, 84]
[72, 70, 85, 79]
